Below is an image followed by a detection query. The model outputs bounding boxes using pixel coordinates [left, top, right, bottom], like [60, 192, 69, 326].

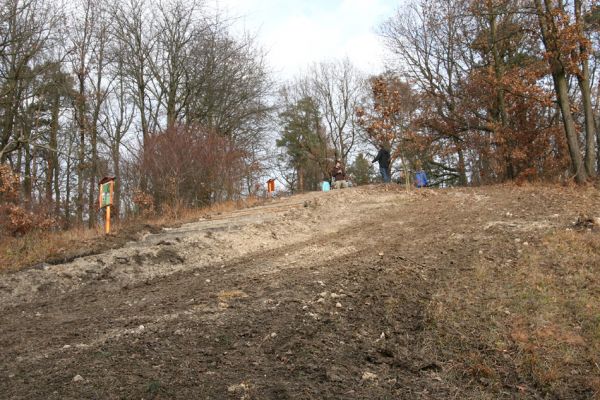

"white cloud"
[214, 0, 399, 80]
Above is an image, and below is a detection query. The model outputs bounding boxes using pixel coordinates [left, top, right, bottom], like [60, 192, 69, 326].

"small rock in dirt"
[205, 279, 211, 283]
[308, 312, 319, 320]
[302, 305, 308, 310]
[326, 368, 344, 382]
[317, 280, 325, 286]
[330, 293, 340, 299]
[35, 312, 41, 317]
[227, 383, 248, 393]
[72, 375, 84, 383]
[335, 302, 342, 308]
[320, 291, 328, 297]
[378, 252, 384, 257]
[362, 371, 378, 381]
[31, 263, 51, 271]
[137, 325, 145, 333]
[270, 332, 277, 338]
[8, 373, 15, 378]
[62, 345, 71, 349]
[316, 298, 325, 304]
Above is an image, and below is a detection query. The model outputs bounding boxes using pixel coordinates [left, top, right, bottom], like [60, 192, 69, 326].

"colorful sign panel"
[98, 178, 115, 209]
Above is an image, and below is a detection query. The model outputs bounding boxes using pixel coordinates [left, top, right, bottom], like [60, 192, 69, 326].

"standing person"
[331, 160, 348, 189]
[372, 146, 391, 183]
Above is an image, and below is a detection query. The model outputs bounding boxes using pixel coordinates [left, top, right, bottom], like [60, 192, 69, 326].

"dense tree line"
[377, 0, 600, 185]
[0, 0, 271, 233]
[277, 0, 600, 191]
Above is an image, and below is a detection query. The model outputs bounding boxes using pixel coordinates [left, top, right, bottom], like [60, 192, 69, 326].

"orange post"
[266, 179, 275, 196]
[105, 205, 111, 234]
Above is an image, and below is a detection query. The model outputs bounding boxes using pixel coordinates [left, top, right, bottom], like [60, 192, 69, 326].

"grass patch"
[146, 380, 162, 398]
[506, 231, 600, 396]
[0, 228, 101, 272]
[425, 229, 600, 398]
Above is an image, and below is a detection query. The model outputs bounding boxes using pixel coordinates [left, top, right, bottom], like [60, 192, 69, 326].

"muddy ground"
[1, 185, 599, 399]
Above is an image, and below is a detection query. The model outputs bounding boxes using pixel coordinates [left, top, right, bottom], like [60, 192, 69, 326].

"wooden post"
[105, 205, 111, 234]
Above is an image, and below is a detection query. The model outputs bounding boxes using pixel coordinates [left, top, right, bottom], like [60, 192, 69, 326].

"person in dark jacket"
[372, 146, 391, 183]
[331, 160, 348, 189]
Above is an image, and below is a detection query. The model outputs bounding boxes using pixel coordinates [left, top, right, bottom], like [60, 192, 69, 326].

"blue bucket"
[321, 181, 330, 192]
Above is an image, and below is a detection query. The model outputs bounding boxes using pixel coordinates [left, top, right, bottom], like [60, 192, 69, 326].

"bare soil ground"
[1, 185, 599, 399]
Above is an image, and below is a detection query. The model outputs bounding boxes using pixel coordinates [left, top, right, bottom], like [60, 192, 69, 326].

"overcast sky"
[214, 0, 400, 80]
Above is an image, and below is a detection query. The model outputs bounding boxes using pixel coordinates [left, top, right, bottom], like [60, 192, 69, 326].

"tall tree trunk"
[575, 0, 597, 177]
[50, 96, 60, 215]
[553, 68, 587, 183]
[535, 0, 587, 184]
[23, 137, 32, 205]
[65, 151, 72, 227]
[87, 126, 97, 228]
[45, 152, 53, 204]
[112, 147, 120, 222]
[453, 136, 467, 185]
[597, 115, 600, 174]
[75, 58, 88, 225]
[46, 98, 59, 205]
[488, 7, 514, 180]
[77, 130, 84, 225]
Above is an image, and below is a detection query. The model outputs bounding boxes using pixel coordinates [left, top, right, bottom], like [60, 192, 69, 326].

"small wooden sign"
[266, 179, 275, 195]
[98, 177, 115, 234]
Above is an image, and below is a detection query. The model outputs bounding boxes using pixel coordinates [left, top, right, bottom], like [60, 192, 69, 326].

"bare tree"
[65, 0, 112, 226]
[185, 22, 272, 149]
[380, 0, 471, 184]
[148, 0, 205, 130]
[0, 0, 59, 162]
[112, 0, 156, 150]
[574, 0, 597, 177]
[308, 59, 364, 165]
[99, 47, 135, 221]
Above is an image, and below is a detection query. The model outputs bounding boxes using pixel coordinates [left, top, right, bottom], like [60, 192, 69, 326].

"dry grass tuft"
[0, 228, 101, 272]
[217, 290, 249, 302]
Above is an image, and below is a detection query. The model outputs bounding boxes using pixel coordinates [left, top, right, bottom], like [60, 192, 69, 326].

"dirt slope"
[1, 185, 599, 399]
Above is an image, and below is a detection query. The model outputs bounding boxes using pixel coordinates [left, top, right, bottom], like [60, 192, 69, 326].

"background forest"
[1, 0, 600, 236]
